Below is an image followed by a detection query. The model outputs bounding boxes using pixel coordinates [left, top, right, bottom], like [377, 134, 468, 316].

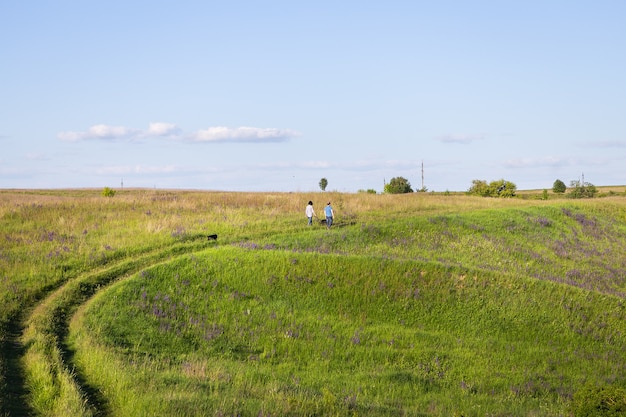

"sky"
[2, 1, 625, 193]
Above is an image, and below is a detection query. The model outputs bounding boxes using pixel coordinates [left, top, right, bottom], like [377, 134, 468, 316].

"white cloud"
[503, 156, 573, 168]
[583, 140, 626, 148]
[190, 126, 301, 143]
[25, 152, 48, 160]
[253, 158, 422, 172]
[301, 161, 333, 169]
[339, 159, 422, 171]
[58, 124, 140, 141]
[145, 122, 181, 137]
[58, 123, 299, 143]
[94, 164, 179, 175]
[435, 134, 486, 144]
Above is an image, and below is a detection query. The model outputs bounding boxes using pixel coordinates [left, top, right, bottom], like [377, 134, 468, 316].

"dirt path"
[1, 238, 214, 417]
[1, 316, 33, 416]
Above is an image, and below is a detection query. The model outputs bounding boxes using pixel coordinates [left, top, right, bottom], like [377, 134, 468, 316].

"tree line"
[315, 176, 599, 199]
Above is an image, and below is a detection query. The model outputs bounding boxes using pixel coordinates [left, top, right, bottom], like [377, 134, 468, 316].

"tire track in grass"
[10, 239, 215, 417]
[1, 316, 33, 416]
[1, 278, 92, 416]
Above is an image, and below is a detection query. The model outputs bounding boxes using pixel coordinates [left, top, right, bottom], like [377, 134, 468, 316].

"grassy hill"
[1, 189, 625, 416]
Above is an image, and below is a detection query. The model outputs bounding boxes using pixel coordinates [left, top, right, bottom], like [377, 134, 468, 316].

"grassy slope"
[74, 248, 626, 416]
[76, 194, 626, 416]
[1, 189, 625, 416]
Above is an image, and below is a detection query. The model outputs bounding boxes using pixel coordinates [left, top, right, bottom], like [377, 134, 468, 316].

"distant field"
[515, 185, 626, 199]
[1, 188, 625, 416]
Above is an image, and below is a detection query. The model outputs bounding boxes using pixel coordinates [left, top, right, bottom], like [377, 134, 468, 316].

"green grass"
[72, 247, 626, 416]
[2, 189, 626, 416]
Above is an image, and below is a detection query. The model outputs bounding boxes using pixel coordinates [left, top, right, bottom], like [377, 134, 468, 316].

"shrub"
[467, 180, 490, 196]
[467, 179, 516, 198]
[568, 180, 597, 199]
[553, 179, 567, 193]
[491, 179, 516, 197]
[102, 187, 116, 197]
[384, 177, 413, 194]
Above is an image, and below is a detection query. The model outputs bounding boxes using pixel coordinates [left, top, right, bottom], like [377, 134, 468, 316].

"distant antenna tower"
[421, 160, 424, 191]
[121, 178, 124, 190]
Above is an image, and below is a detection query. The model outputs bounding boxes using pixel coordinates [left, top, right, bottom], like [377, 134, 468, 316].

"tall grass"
[267, 203, 626, 297]
[1, 188, 625, 416]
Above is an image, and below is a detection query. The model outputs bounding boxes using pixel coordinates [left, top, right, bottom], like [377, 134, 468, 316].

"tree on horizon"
[319, 178, 328, 191]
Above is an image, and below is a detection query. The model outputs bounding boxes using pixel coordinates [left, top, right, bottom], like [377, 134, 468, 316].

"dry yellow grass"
[2, 187, 623, 222]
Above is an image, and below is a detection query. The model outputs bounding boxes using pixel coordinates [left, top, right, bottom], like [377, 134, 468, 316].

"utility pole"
[421, 160, 424, 191]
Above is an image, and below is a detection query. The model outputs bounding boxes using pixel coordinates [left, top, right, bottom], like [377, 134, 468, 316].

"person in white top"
[305, 201, 317, 225]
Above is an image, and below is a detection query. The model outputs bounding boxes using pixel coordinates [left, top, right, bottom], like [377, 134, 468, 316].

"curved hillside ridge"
[268, 203, 626, 298]
[72, 244, 626, 416]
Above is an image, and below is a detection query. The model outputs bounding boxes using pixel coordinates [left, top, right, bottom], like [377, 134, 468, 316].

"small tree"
[384, 177, 413, 194]
[319, 178, 328, 191]
[490, 179, 516, 198]
[568, 180, 597, 199]
[552, 179, 566, 193]
[467, 179, 490, 197]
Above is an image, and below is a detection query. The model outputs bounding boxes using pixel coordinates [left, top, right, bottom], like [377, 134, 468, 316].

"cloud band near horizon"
[57, 123, 301, 143]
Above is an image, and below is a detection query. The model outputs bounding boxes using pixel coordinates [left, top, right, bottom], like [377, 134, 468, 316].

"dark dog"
[207, 234, 218, 240]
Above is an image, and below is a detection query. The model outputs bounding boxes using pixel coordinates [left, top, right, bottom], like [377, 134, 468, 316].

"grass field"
[1, 188, 626, 416]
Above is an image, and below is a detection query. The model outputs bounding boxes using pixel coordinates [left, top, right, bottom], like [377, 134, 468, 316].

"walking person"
[305, 201, 317, 226]
[324, 201, 334, 229]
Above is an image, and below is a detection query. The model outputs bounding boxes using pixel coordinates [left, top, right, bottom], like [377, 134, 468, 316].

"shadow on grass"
[58, 318, 111, 417]
[1, 316, 34, 417]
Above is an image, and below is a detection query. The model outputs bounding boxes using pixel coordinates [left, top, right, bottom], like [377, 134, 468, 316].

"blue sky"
[2, 1, 625, 192]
